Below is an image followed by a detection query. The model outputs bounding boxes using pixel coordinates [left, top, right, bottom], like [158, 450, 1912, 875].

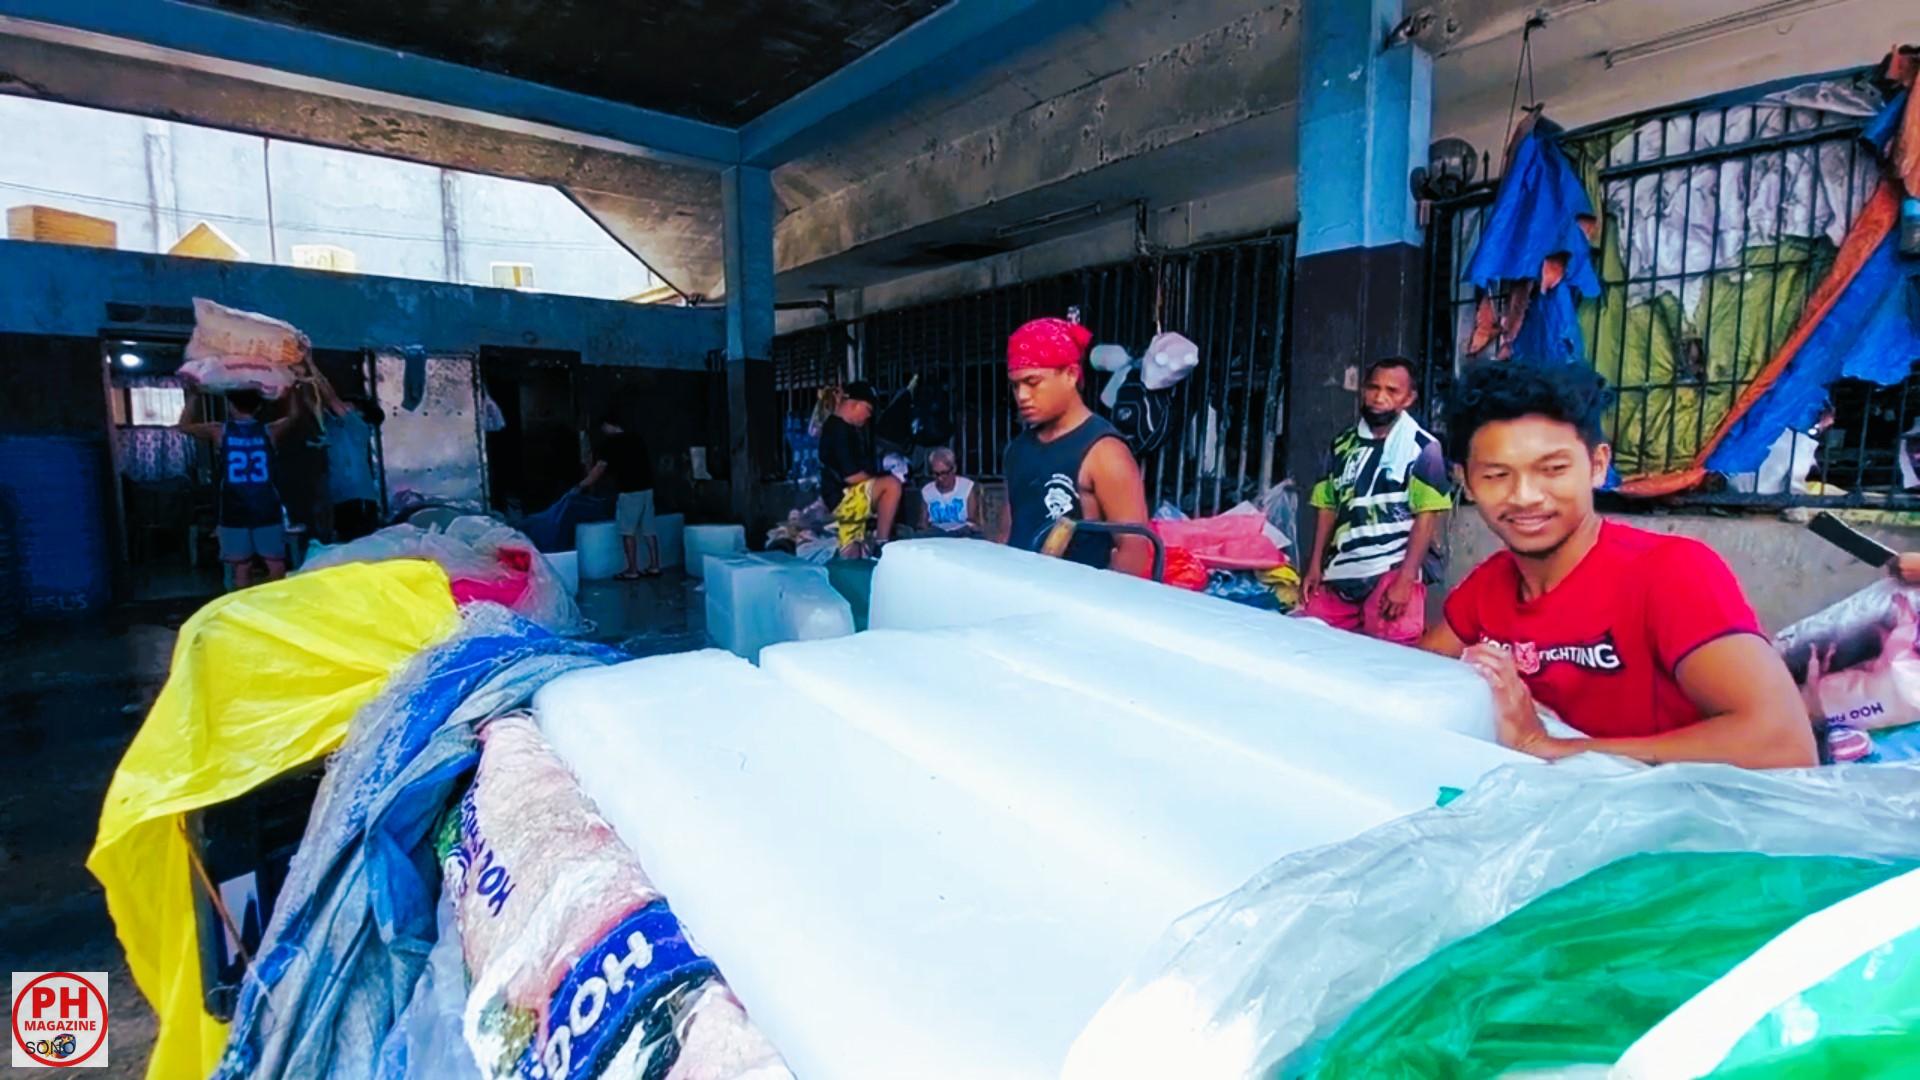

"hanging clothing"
[1465, 113, 1600, 365]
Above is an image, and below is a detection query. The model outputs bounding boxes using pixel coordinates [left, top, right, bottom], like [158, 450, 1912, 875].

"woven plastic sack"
[181, 298, 311, 398]
[85, 561, 457, 1080]
[1063, 761, 1920, 1080]
[1777, 577, 1920, 732]
[457, 715, 790, 1080]
[1300, 852, 1913, 1078]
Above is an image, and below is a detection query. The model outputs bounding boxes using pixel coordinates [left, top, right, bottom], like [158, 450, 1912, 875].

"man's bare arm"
[1420, 619, 1467, 658]
[1562, 635, 1816, 767]
[1302, 505, 1336, 604]
[1085, 437, 1151, 576]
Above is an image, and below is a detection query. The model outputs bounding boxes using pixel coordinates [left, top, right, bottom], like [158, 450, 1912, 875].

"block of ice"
[871, 538, 1498, 738]
[761, 618, 1522, 904]
[574, 521, 622, 581]
[773, 570, 855, 647]
[537, 654, 1219, 1080]
[544, 549, 579, 595]
[704, 554, 850, 661]
[685, 523, 746, 579]
[653, 511, 686, 569]
[538, 626, 1520, 1079]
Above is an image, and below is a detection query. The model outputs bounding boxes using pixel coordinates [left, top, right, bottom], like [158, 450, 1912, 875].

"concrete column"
[1285, 0, 1432, 487]
[721, 165, 776, 526]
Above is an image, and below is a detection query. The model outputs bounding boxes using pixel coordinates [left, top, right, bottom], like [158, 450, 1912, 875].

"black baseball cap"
[843, 381, 878, 405]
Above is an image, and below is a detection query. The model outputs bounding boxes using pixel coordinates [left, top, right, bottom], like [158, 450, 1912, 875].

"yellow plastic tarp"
[86, 560, 458, 1080]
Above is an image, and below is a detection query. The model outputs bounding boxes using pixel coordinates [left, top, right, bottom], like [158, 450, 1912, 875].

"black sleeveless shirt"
[1004, 413, 1124, 568]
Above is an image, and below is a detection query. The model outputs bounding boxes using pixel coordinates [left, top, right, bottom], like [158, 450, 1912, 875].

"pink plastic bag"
[1152, 513, 1284, 570]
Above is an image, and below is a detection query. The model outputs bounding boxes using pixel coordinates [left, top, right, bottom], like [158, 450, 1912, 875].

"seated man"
[818, 381, 902, 558]
[1421, 362, 1815, 768]
[918, 446, 982, 538]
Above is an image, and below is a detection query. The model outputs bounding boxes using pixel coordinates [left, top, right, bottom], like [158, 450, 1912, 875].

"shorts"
[833, 480, 874, 548]
[1299, 575, 1425, 645]
[615, 489, 656, 538]
[219, 524, 287, 563]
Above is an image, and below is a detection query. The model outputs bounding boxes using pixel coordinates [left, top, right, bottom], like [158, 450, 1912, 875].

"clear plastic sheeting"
[1063, 762, 1920, 1080]
[303, 516, 586, 635]
[870, 539, 1499, 739]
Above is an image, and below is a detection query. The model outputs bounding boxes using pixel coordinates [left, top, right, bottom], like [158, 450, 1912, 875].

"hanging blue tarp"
[1710, 234, 1920, 474]
[213, 608, 622, 1080]
[1465, 116, 1601, 366]
[1466, 119, 1600, 298]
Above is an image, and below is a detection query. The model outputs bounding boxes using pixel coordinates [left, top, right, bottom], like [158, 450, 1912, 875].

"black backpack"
[1109, 369, 1176, 455]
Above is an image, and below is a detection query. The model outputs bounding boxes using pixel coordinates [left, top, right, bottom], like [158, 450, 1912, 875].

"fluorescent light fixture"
[995, 202, 1107, 240]
[1604, 0, 1858, 68]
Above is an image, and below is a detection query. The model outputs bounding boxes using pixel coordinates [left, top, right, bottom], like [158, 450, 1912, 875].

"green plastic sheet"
[1297, 852, 1914, 1079]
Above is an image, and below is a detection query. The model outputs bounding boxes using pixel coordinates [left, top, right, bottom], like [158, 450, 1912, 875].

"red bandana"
[1007, 318, 1094, 372]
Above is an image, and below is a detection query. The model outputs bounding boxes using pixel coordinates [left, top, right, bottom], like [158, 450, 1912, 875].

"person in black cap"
[817, 381, 902, 557]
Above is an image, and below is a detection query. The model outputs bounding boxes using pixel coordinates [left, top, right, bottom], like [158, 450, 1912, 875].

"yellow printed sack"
[86, 561, 458, 1079]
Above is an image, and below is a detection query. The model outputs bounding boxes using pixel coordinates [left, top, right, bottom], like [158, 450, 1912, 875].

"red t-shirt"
[1443, 522, 1765, 739]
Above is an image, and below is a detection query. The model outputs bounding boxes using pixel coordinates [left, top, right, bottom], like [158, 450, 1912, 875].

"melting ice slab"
[872, 538, 1499, 739]
[537, 627, 1519, 1078]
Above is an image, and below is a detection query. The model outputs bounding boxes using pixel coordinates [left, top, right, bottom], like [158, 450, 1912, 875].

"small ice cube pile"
[535, 539, 1515, 1079]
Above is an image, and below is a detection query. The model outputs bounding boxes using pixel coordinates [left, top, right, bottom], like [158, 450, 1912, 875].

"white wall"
[0, 95, 658, 302]
[448, 172, 657, 299]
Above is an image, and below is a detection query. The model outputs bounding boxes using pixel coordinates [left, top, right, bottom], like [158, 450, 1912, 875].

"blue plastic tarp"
[1465, 120, 1601, 300]
[1709, 234, 1920, 473]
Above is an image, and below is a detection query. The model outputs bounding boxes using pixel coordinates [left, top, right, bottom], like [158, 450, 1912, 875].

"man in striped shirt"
[1299, 358, 1452, 644]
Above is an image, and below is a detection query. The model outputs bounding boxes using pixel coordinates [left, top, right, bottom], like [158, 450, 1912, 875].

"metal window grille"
[1426, 73, 1915, 507]
[769, 233, 1296, 518]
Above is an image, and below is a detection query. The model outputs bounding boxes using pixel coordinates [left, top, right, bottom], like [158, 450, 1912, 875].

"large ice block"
[537, 630, 1520, 1079]
[774, 570, 855, 647]
[538, 653, 1194, 1080]
[574, 521, 622, 580]
[871, 538, 1498, 738]
[685, 523, 746, 579]
[653, 511, 686, 569]
[704, 554, 851, 660]
[761, 618, 1522, 900]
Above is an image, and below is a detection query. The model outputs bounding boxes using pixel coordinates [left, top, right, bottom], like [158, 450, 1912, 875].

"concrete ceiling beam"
[0, 0, 739, 169]
[772, 4, 1300, 277]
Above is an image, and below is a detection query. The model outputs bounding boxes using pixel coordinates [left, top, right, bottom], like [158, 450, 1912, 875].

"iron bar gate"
[1425, 71, 1920, 508]
[771, 233, 1296, 519]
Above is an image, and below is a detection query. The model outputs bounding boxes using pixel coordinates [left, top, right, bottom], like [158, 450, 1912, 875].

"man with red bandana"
[1002, 316, 1151, 575]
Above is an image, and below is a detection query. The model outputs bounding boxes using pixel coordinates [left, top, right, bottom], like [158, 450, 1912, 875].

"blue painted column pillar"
[1285, 0, 1433, 486]
[722, 164, 776, 527]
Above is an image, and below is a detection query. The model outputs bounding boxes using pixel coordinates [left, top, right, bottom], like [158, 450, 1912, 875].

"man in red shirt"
[1421, 363, 1815, 768]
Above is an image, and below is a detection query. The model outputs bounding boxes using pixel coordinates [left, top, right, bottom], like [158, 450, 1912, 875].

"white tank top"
[921, 476, 974, 531]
